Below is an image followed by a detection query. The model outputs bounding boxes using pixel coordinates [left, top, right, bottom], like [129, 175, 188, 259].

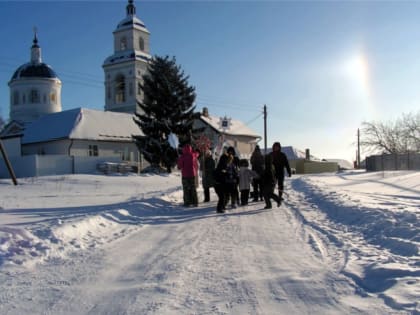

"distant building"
[194, 107, 261, 159]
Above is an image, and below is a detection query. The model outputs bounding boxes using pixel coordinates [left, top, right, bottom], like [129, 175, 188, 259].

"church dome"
[10, 30, 60, 82]
[115, 0, 149, 33]
[11, 62, 58, 80]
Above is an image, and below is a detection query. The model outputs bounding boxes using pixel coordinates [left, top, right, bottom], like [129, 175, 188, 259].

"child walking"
[238, 159, 259, 206]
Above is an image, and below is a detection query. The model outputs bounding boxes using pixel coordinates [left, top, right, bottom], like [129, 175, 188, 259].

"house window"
[139, 37, 144, 51]
[30, 89, 40, 103]
[122, 147, 130, 161]
[115, 75, 125, 103]
[89, 145, 98, 156]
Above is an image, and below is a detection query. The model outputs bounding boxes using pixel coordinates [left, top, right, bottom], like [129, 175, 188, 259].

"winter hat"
[227, 146, 235, 155]
[272, 142, 281, 150]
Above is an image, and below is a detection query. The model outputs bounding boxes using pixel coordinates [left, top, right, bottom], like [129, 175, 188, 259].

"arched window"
[30, 89, 40, 103]
[129, 82, 133, 96]
[115, 75, 126, 103]
[139, 37, 145, 51]
[50, 93, 56, 104]
[13, 91, 19, 105]
[120, 37, 127, 50]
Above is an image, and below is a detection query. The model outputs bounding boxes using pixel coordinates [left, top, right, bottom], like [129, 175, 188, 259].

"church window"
[137, 82, 142, 95]
[139, 37, 145, 51]
[129, 82, 133, 96]
[120, 37, 127, 50]
[89, 145, 98, 156]
[50, 93, 56, 104]
[115, 75, 126, 103]
[43, 94, 47, 103]
[107, 86, 111, 100]
[13, 91, 19, 105]
[30, 89, 40, 103]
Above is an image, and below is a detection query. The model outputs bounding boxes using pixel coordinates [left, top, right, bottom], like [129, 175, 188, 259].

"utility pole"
[0, 139, 18, 185]
[357, 128, 361, 169]
[263, 104, 267, 154]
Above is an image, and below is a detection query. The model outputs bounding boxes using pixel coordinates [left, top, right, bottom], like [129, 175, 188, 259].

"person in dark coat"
[213, 153, 229, 213]
[177, 144, 199, 207]
[201, 149, 215, 202]
[261, 154, 281, 209]
[224, 151, 239, 209]
[269, 142, 292, 201]
[226, 146, 240, 207]
[250, 145, 264, 201]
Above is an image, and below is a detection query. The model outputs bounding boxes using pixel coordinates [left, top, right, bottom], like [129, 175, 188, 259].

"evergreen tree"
[133, 56, 196, 172]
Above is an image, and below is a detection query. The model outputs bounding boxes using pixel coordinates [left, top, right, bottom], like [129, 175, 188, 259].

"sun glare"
[343, 53, 370, 90]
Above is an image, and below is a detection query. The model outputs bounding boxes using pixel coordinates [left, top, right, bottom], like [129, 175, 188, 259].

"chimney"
[202, 107, 209, 117]
[305, 148, 310, 160]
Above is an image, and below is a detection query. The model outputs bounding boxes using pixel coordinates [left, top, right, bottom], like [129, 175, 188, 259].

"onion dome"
[10, 30, 59, 81]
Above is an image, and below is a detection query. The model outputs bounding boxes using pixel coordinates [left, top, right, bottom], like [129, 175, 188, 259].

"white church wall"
[9, 78, 61, 123]
[22, 140, 70, 155]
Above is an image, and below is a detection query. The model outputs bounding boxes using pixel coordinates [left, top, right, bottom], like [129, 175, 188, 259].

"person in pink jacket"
[177, 144, 199, 207]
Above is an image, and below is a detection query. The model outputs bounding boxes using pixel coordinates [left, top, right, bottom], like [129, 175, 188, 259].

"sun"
[343, 53, 370, 90]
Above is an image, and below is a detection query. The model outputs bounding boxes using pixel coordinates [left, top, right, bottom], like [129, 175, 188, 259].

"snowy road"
[0, 172, 418, 314]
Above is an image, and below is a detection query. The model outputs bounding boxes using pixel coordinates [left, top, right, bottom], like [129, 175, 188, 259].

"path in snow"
[0, 173, 416, 314]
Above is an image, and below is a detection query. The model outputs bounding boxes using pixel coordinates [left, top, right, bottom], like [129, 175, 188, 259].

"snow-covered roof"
[22, 108, 143, 144]
[200, 114, 260, 139]
[103, 49, 151, 66]
[281, 146, 307, 160]
[264, 146, 314, 160]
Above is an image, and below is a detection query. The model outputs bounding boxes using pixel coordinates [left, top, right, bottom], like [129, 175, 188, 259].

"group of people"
[177, 142, 292, 213]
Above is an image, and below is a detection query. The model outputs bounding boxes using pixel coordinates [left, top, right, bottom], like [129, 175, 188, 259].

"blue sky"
[1, 0, 419, 162]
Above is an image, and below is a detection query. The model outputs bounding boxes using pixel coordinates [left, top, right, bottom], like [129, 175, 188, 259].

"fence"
[365, 152, 420, 171]
[0, 155, 133, 178]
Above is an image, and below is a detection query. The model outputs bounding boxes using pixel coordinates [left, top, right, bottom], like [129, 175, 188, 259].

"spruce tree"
[133, 56, 196, 172]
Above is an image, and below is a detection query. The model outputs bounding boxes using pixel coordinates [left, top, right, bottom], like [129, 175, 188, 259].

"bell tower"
[103, 0, 151, 114]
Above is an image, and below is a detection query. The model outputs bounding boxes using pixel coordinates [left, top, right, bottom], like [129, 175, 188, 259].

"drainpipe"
[68, 139, 74, 174]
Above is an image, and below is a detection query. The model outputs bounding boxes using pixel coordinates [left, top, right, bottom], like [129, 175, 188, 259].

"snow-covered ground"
[0, 170, 418, 314]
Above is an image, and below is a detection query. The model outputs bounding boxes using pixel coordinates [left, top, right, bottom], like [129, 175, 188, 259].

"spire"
[31, 27, 42, 64]
[126, 0, 136, 17]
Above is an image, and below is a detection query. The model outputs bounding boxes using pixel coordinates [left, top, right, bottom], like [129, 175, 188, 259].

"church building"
[0, 0, 262, 178]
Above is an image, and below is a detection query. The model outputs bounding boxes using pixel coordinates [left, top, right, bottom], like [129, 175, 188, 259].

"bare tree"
[402, 111, 420, 152]
[360, 111, 419, 154]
